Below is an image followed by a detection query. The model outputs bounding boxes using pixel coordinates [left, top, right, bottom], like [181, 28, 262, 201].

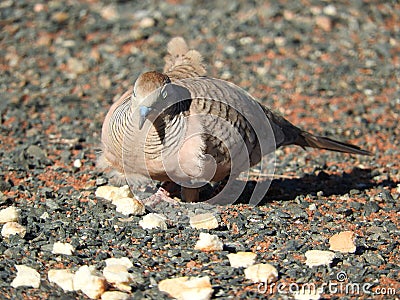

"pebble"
[305, 250, 335, 267]
[103, 257, 134, 291]
[329, 231, 356, 253]
[363, 201, 380, 215]
[52, 241, 75, 255]
[101, 291, 130, 300]
[158, 276, 213, 300]
[11, 265, 41, 288]
[0, 180, 11, 193]
[139, 213, 167, 230]
[362, 251, 385, 266]
[67, 58, 88, 75]
[73, 265, 107, 299]
[105, 257, 133, 269]
[103, 264, 134, 292]
[40, 212, 50, 220]
[0, 206, 19, 223]
[98, 74, 112, 89]
[224, 46, 236, 55]
[308, 203, 317, 211]
[244, 263, 278, 284]
[190, 213, 219, 230]
[100, 5, 118, 21]
[36, 34, 52, 47]
[323, 4, 337, 16]
[315, 16, 332, 31]
[48, 269, 75, 292]
[139, 17, 156, 28]
[73, 159, 82, 168]
[51, 11, 69, 23]
[256, 67, 268, 76]
[96, 178, 108, 186]
[366, 225, 389, 240]
[274, 36, 286, 47]
[95, 185, 133, 201]
[227, 252, 257, 268]
[194, 232, 224, 251]
[1, 222, 26, 238]
[239, 36, 253, 45]
[26, 145, 47, 160]
[112, 197, 145, 216]
[0, 0, 13, 8]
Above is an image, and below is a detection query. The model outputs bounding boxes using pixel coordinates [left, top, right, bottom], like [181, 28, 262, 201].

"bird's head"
[133, 71, 171, 130]
[133, 71, 191, 130]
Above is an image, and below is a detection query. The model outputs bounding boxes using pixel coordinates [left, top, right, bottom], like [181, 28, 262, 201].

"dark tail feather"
[296, 132, 372, 156]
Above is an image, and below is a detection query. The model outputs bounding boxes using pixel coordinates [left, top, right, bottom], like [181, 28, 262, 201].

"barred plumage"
[99, 37, 371, 202]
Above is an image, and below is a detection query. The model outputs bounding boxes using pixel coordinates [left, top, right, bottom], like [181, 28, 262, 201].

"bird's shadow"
[231, 167, 394, 206]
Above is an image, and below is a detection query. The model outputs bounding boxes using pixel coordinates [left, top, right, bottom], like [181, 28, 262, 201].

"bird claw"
[141, 187, 181, 210]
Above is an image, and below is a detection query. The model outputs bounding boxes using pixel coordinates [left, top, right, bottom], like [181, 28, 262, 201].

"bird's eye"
[132, 89, 136, 98]
[161, 87, 168, 99]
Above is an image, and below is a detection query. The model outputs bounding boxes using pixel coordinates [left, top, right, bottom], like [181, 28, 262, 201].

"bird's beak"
[139, 106, 152, 130]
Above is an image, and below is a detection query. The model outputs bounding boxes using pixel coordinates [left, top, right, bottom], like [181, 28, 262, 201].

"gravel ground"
[1, 0, 399, 299]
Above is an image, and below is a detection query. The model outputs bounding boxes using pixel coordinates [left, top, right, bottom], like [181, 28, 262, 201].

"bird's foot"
[141, 186, 181, 210]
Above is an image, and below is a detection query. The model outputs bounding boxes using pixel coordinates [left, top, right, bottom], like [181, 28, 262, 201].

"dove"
[98, 37, 371, 203]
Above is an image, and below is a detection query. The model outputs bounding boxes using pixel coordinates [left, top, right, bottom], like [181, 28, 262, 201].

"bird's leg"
[160, 181, 181, 197]
[210, 176, 229, 198]
[181, 187, 200, 202]
[141, 181, 181, 208]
